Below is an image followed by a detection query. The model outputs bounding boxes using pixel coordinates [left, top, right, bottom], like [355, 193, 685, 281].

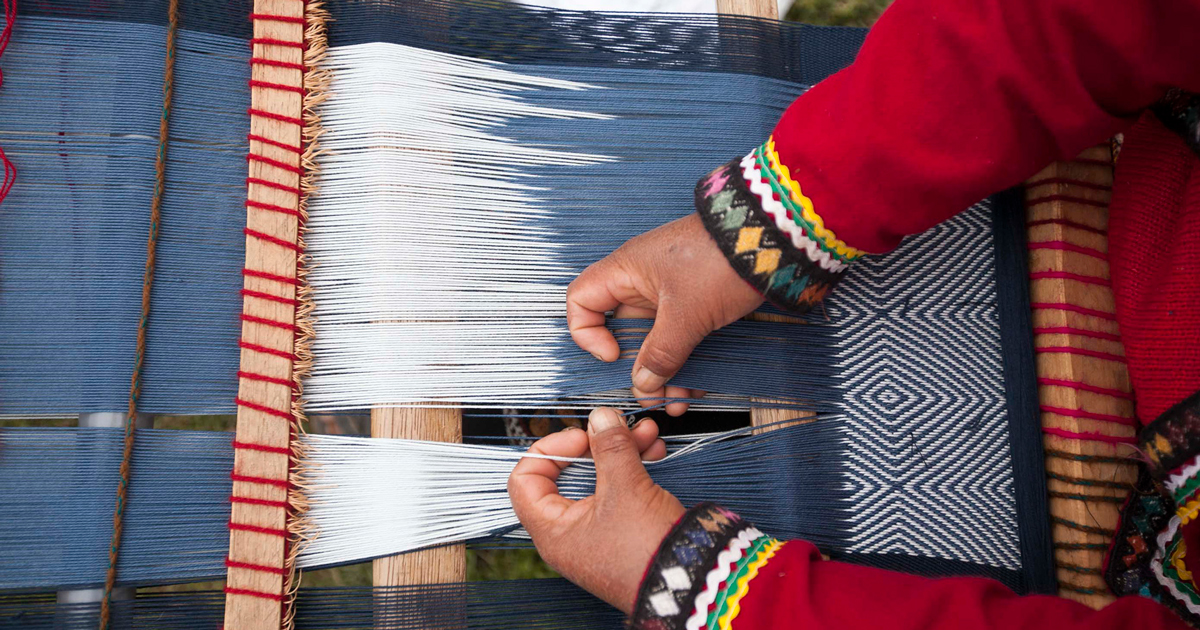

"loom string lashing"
[98, 0, 177, 626]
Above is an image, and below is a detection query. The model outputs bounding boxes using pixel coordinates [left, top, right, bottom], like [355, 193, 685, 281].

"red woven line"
[242, 268, 300, 286]
[239, 340, 297, 361]
[250, 37, 306, 50]
[248, 133, 303, 154]
[241, 289, 299, 307]
[240, 313, 299, 333]
[1033, 326, 1123, 342]
[250, 79, 306, 95]
[1073, 157, 1113, 168]
[1036, 346, 1127, 363]
[230, 495, 290, 509]
[1042, 426, 1136, 445]
[250, 57, 305, 71]
[1029, 302, 1117, 321]
[247, 153, 303, 177]
[250, 13, 306, 24]
[1026, 194, 1109, 209]
[244, 228, 302, 252]
[226, 557, 289, 576]
[224, 587, 284, 602]
[233, 439, 292, 455]
[230, 472, 291, 489]
[234, 396, 294, 419]
[1029, 271, 1111, 287]
[1025, 177, 1112, 192]
[229, 521, 289, 537]
[1040, 405, 1136, 426]
[238, 370, 294, 388]
[248, 107, 303, 127]
[1037, 378, 1135, 401]
[246, 177, 301, 196]
[1027, 241, 1107, 261]
[1025, 218, 1108, 237]
[245, 198, 302, 218]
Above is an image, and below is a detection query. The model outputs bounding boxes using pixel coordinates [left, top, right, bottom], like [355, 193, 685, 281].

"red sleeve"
[728, 541, 1188, 630]
[772, 0, 1200, 253]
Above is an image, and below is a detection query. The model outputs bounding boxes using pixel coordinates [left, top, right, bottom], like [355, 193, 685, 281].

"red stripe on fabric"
[1040, 405, 1136, 426]
[230, 472, 291, 489]
[245, 228, 302, 252]
[1033, 326, 1123, 342]
[239, 340, 297, 361]
[226, 558, 289, 576]
[247, 153, 303, 176]
[251, 57, 305, 71]
[1025, 218, 1108, 237]
[1037, 378, 1135, 401]
[1027, 241, 1108, 261]
[1036, 346, 1127, 363]
[248, 108, 303, 127]
[250, 13, 306, 24]
[234, 396, 294, 419]
[1025, 177, 1112, 192]
[240, 313, 299, 332]
[245, 199, 302, 218]
[229, 521, 289, 537]
[241, 289, 300, 307]
[238, 370, 295, 388]
[233, 439, 292, 455]
[230, 495, 290, 509]
[250, 79, 306, 95]
[242, 268, 300, 286]
[248, 133, 303, 154]
[1029, 271, 1111, 287]
[1026, 195, 1110, 209]
[1029, 302, 1118, 321]
[224, 587, 283, 602]
[1042, 427, 1136, 445]
[247, 177, 301, 196]
[250, 37, 306, 50]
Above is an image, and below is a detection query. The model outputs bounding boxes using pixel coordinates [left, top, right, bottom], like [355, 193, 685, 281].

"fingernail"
[632, 366, 664, 392]
[561, 425, 583, 433]
[631, 418, 646, 430]
[588, 408, 622, 434]
[591, 353, 604, 362]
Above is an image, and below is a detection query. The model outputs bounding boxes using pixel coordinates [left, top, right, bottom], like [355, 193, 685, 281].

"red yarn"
[1109, 112, 1200, 424]
[224, 587, 284, 602]
[1025, 218, 1109, 237]
[238, 340, 298, 361]
[237, 370, 294, 387]
[232, 439, 292, 455]
[229, 495, 290, 509]
[0, 0, 15, 207]
[250, 13, 306, 24]
[1042, 426, 1137, 445]
[1039, 404, 1137, 426]
[225, 558, 289, 576]
[228, 521, 288, 538]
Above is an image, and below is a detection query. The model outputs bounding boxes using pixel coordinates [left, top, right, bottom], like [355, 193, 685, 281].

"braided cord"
[98, 0, 178, 626]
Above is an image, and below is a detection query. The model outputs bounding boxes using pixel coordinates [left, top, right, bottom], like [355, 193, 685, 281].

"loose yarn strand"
[98, 0, 177, 627]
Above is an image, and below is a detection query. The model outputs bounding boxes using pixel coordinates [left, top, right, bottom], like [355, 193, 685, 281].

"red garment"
[729, 542, 1188, 630]
[1109, 114, 1200, 422]
[730, 0, 1200, 627]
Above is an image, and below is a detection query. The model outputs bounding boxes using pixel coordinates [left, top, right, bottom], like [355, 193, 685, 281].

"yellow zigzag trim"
[763, 138, 863, 260]
[1178, 497, 1200, 525]
[718, 539, 785, 630]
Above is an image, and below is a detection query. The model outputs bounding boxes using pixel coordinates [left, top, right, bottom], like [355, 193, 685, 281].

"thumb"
[632, 302, 706, 393]
[586, 408, 651, 499]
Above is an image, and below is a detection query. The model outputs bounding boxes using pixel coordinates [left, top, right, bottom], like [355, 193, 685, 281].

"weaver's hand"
[508, 408, 685, 613]
[567, 213, 763, 415]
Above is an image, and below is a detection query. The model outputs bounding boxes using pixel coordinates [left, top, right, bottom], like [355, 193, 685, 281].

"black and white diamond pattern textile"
[824, 202, 1020, 571]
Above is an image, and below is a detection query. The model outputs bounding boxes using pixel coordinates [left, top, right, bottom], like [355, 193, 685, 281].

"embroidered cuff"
[1106, 388, 1200, 624]
[695, 137, 863, 313]
[631, 503, 782, 630]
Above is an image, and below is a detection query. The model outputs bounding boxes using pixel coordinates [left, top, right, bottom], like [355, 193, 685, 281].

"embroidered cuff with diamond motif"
[695, 137, 864, 313]
[630, 503, 783, 630]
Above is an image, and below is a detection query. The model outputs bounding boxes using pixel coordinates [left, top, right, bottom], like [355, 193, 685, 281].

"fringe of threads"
[99, 0, 177, 627]
[281, 3, 329, 629]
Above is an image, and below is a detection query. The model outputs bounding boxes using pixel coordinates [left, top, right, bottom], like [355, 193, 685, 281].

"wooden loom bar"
[225, 1, 306, 628]
[1026, 145, 1137, 608]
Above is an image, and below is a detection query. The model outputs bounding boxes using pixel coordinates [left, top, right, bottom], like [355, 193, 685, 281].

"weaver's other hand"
[566, 213, 763, 415]
[508, 407, 685, 613]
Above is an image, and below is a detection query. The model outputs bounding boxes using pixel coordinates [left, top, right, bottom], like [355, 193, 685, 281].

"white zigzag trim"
[1166, 455, 1200, 494]
[739, 153, 848, 273]
[1153, 516, 1200, 614]
[684, 527, 764, 630]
